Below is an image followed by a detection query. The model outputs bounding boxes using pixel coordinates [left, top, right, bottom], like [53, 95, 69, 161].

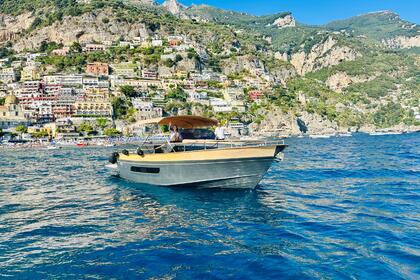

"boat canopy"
[136, 115, 219, 129]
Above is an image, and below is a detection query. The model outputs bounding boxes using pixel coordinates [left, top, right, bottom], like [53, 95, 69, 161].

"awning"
[136, 115, 219, 129]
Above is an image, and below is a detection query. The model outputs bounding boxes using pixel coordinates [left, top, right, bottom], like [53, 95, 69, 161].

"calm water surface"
[0, 133, 419, 279]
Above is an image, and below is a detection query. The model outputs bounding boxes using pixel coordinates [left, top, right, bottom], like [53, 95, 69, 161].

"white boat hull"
[118, 157, 275, 189]
[115, 145, 284, 189]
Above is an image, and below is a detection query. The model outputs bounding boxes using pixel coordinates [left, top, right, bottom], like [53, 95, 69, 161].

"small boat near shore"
[309, 134, 335, 139]
[107, 116, 287, 189]
[369, 131, 403, 136]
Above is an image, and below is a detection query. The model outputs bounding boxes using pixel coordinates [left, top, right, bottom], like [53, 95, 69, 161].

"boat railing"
[136, 138, 285, 154]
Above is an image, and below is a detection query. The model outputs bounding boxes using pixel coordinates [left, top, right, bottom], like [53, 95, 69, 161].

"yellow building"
[74, 101, 113, 117]
[85, 88, 110, 101]
[20, 66, 41, 81]
[0, 94, 30, 129]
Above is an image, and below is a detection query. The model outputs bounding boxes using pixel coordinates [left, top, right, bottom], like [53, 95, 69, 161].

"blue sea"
[0, 133, 419, 279]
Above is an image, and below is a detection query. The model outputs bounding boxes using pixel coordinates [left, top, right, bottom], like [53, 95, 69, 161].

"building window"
[130, 166, 160, 174]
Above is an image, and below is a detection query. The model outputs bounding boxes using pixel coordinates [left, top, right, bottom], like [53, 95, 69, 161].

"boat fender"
[136, 147, 144, 157]
[109, 152, 119, 164]
[122, 149, 129, 156]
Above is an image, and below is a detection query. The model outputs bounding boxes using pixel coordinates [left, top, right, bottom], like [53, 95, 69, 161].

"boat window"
[181, 129, 216, 140]
[130, 166, 160, 174]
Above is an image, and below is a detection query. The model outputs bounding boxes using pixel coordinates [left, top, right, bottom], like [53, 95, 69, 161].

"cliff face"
[290, 36, 361, 75]
[326, 72, 377, 93]
[383, 35, 420, 49]
[271, 14, 296, 28]
[0, 12, 34, 44]
[8, 10, 150, 52]
[162, 0, 185, 15]
[249, 108, 344, 136]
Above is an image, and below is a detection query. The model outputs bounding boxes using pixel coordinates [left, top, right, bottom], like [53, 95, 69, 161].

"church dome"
[4, 94, 18, 105]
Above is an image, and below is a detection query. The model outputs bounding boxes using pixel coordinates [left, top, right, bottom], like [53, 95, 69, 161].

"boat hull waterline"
[115, 145, 285, 189]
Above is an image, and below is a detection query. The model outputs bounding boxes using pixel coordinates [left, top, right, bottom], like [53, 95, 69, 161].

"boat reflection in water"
[108, 116, 287, 189]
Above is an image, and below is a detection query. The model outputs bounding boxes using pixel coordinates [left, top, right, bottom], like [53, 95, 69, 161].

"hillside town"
[0, 34, 272, 143]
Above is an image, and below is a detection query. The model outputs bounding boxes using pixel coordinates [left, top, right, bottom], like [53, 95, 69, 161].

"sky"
[160, 0, 420, 25]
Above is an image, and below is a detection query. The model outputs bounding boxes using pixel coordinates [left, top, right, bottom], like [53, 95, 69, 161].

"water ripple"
[0, 133, 419, 279]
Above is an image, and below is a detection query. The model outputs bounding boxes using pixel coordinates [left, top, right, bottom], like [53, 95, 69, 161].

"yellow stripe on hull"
[119, 145, 277, 162]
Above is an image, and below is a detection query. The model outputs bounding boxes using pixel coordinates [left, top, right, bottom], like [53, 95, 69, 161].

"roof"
[136, 115, 219, 129]
[5, 94, 18, 105]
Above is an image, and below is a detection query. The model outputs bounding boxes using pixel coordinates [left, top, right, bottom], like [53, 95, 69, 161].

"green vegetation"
[119, 85, 137, 98]
[0, 47, 13, 59]
[96, 118, 108, 132]
[104, 128, 121, 137]
[111, 97, 132, 120]
[166, 86, 188, 102]
[326, 11, 419, 41]
[15, 125, 27, 139]
[78, 122, 96, 135]
[372, 102, 418, 128]
[31, 130, 49, 138]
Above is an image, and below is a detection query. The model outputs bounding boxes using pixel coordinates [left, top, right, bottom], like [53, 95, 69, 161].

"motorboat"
[108, 116, 287, 189]
[46, 145, 61, 150]
[309, 134, 335, 139]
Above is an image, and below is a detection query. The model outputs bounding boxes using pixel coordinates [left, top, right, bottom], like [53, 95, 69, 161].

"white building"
[209, 98, 232, 113]
[44, 75, 84, 87]
[131, 99, 163, 120]
[0, 68, 17, 83]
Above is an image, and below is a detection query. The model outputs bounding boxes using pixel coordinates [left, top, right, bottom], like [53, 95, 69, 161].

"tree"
[96, 118, 108, 132]
[164, 59, 175, 68]
[120, 85, 137, 97]
[70, 42, 82, 54]
[15, 125, 27, 139]
[78, 123, 95, 135]
[111, 97, 129, 119]
[30, 17, 43, 30]
[166, 86, 188, 102]
[175, 54, 183, 63]
[104, 128, 121, 137]
[32, 130, 49, 138]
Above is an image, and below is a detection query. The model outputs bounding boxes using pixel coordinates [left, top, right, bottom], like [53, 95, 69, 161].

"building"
[248, 90, 264, 101]
[44, 119, 79, 139]
[168, 35, 183, 47]
[20, 65, 41, 81]
[227, 121, 247, 137]
[187, 91, 207, 102]
[0, 94, 30, 129]
[83, 44, 106, 53]
[209, 98, 232, 113]
[141, 70, 158, 79]
[151, 39, 163, 47]
[44, 75, 83, 87]
[86, 62, 109, 76]
[84, 87, 110, 100]
[52, 47, 70, 56]
[110, 77, 161, 91]
[73, 100, 113, 117]
[0, 68, 17, 83]
[131, 99, 163, 120]
[110, 63, 138, 78]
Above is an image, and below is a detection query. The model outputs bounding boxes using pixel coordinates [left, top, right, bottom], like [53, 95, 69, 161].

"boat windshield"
[180, 129, 216, 140]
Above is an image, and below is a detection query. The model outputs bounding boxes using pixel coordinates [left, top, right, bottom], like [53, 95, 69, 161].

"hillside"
[0, 0, 419, 135]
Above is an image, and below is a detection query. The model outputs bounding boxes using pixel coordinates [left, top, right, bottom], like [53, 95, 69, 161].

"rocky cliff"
[290, 36, 361, 75]
[383, 35, 420, 49]
[5, 9, 151, 52]
[162, 0, 185, 15]
[271, 14, 296, 28]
